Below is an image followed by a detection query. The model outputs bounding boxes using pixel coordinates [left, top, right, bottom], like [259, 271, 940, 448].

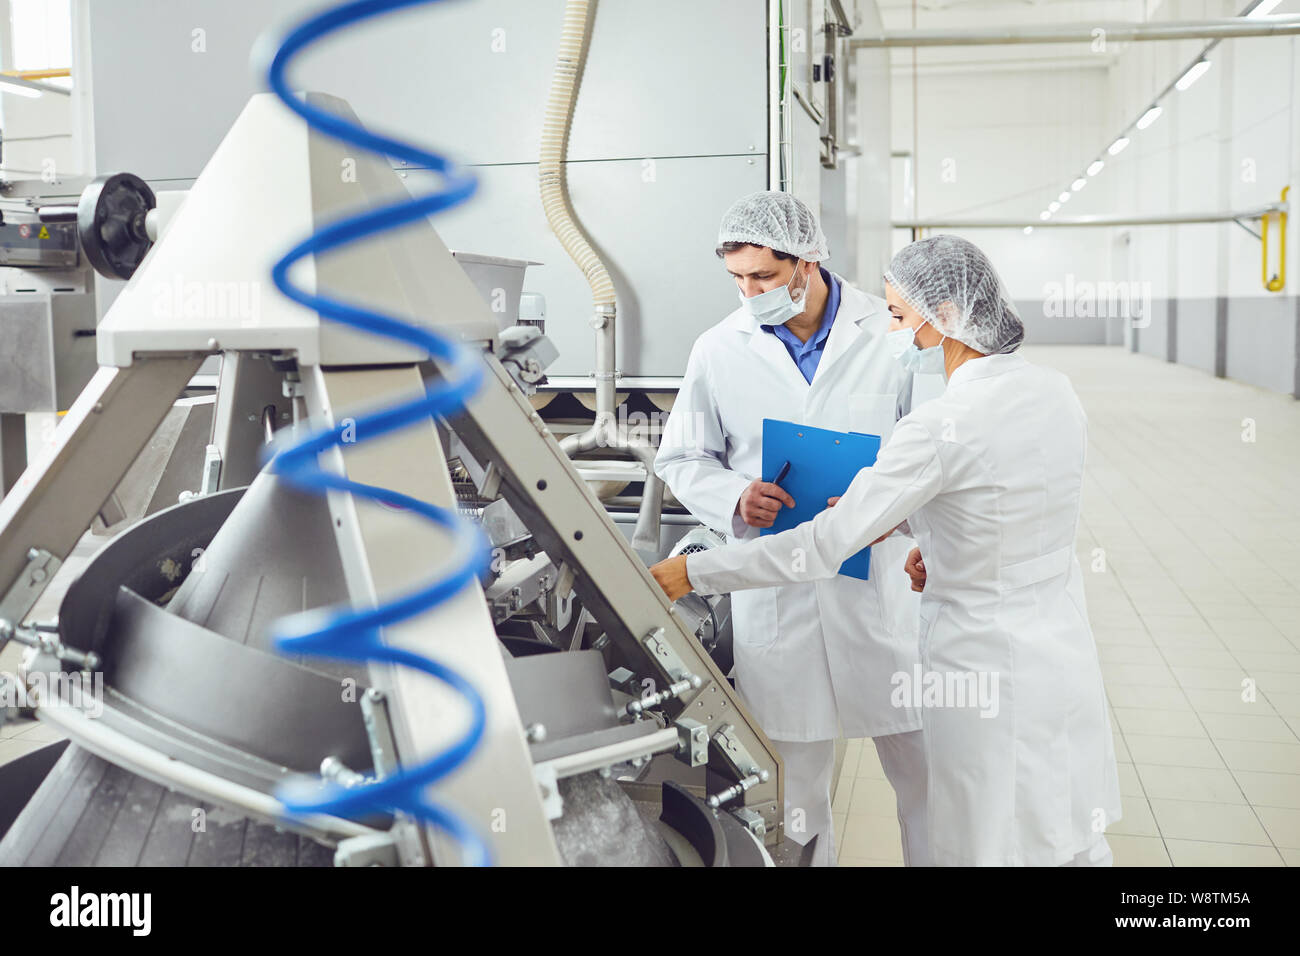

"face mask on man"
[737, 262, 808, 326]
[886, 322, 946, 375]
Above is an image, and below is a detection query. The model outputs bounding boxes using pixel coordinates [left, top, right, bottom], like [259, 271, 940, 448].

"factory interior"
[0, 0, 1297, 891]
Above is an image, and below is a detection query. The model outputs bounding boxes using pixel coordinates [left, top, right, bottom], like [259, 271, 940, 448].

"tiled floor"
[832, 345, 1300, 867]
[0, 715, 66, 763]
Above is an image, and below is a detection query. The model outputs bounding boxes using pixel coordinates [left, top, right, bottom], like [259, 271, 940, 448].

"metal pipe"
[894, 203, 1287, 230]
[0, 74, 70, 96]
[31, 689, 380, 845]
[851, 15, 1300, 48]
[35, 204, 78, 222]
[557, 306, 665, 561]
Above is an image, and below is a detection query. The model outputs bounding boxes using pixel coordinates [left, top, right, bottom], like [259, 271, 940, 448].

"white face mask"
[737, 262, 808, 325]
[887, 322, 946, 375]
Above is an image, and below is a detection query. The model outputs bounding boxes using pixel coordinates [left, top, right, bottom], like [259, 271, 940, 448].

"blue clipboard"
[761, 418, 881, 581]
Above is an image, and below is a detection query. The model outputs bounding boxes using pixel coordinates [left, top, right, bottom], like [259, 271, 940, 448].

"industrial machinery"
[0, 74, 797, 865]
[0, 177, 104, 496]
[0, 171, 219, 533]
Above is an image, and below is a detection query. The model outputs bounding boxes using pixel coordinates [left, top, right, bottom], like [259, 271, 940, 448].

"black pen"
[770, 460, 791, 486]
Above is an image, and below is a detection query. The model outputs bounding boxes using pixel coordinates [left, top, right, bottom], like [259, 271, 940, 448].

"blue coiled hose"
[263, 0, 493, 866]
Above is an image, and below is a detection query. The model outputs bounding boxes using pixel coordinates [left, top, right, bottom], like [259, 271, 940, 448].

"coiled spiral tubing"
[263, 0, 493, 866]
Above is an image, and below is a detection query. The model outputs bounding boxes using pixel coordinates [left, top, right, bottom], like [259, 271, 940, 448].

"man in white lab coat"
[654, 192, 940, 865]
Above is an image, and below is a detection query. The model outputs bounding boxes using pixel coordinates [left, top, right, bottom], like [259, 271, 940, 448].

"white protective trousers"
[775, 730, 929, 867]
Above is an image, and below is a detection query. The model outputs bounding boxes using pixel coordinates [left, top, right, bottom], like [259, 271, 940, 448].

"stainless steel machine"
[0, 171, 219, 531]
[0, 91, 797, 867]
[0, 179, 100, 496]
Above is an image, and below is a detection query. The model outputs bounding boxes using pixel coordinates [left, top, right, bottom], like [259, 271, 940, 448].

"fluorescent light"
[1087, 160, 1105, 176]
[1071, 178, 1087, 192]
[1108, 137, 1130, 156]
[1136, 106, 1163, 130]
[1049, 201, 1061, 212]
[0, 79, 42, 98]
[1175, 60, 1212, 91]
[1039, 211, 1051, 221]
[1023, 226, 1034, 235]
[1247, 0, 1283, 17]
[1058, 191, 1071, 203]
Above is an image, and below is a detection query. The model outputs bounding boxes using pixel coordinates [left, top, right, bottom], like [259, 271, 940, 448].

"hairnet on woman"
[886, 234, 1024, 354]
[653, 235, 1122, 867]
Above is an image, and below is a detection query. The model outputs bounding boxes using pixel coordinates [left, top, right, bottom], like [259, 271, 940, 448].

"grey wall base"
[1129, 296, 1300, 398]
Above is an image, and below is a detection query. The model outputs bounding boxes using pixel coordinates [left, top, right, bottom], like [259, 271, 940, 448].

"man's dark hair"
[715, 241, 797, 262]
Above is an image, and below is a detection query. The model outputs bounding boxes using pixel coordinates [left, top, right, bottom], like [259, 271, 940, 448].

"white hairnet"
[883, 235, 1024, 354]
[717, 191, 829, 262]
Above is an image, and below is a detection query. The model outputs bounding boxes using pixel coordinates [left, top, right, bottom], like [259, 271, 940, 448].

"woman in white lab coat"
[652, 235, 1122, 866]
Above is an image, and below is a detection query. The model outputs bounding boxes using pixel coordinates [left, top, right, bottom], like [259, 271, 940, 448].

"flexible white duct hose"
[538, 0, 664, 562]
[538, 0, 616, 309]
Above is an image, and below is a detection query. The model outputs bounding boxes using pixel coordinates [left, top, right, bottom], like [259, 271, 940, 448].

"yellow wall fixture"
[1, 68, 70, 80]
[1261, 186, 1288, 293]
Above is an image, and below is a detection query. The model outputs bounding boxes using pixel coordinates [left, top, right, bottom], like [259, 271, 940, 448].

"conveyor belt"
[0, 743, 334, 867]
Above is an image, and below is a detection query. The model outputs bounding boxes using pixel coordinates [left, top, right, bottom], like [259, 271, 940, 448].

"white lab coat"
[685, 351, 1122, 865]
[655, 277, 942, 741]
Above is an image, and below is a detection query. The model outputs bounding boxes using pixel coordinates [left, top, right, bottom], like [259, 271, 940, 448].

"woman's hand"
[828, 497, 897, 546]
[650, 554, 694, 601]
[904, 547, 926, 592]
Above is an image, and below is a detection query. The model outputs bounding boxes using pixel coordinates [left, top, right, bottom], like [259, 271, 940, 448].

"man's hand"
[904, 547, 926, 592]
[736, 479, 796, 529]
[650, 555, 694, 601]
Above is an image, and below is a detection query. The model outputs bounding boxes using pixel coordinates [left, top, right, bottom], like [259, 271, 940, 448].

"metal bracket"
[485, 553, 556, 623]
[0, 548, 61, 631]
[713, 723, 765, 781]
[480, 460, 503, 500]
[708, 721, 773, 808]
[200, 443, 222, 495]
[534, 762, 563, 820]
[731, 806, 768, 839]
[675, 716, 709, 767]
[480, 497, 531, 549]
[1232, 218, 1262, 240]
[179, 443, 223, 503]
[641, 626, 694, 684]
[357, 687, 434, 865]
[359, 686, 399, 778]
[334, 831, 400, 867]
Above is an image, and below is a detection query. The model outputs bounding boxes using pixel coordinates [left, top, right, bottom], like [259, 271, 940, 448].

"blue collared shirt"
[760, 267, 841, 384]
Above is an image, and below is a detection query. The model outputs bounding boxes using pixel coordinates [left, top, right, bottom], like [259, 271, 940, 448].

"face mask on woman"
[738, 262, 809, 325]
[886, 322, 946, 375]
